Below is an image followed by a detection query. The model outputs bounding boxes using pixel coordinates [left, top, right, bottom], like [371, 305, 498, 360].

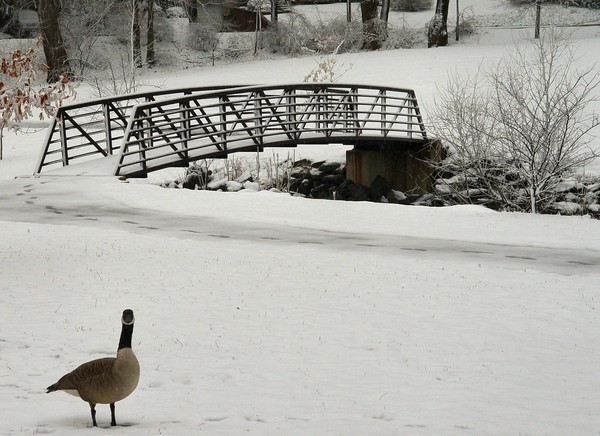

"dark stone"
[335, 179, 370, 201]
[386, 189, 412, 205]
[322, 174, 344, 185]
[294, 159, 312, 168]
[369, 175, 391, 201]
[290, 166, 308, 179]
[297, 179, 312, 196]
[318, 161, 342, 173]
[182, 173, 200, 190]
[310, 184, 331, 199]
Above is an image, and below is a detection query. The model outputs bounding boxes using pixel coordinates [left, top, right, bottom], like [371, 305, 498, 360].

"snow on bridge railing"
[34, 85, 247, 175]
[114, 83, 429, 177]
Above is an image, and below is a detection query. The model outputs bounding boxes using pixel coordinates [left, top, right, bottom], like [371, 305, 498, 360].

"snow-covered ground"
[1, 2, 600, 434]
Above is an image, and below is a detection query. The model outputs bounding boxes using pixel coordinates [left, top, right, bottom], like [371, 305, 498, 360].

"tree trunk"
[379, 0, 390, 41]
[360, 0, 381, 50]
[271, 0, 278, 25]
[132, 0, 142, 68]
[36, 0, 70, 82]
[147, 0, 155, 67]
[186, 0, 198, 23]
[428, 0, 450, 48]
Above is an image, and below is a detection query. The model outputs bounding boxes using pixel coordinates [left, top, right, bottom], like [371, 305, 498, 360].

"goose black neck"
[118, 323, 134, 350]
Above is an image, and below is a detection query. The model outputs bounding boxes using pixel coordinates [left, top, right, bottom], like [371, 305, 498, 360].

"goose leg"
[90, 404, 98, 427]
[110, 403, 116, 426]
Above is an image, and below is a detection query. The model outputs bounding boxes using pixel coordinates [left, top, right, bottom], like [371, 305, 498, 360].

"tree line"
[0, 0, 456, 82]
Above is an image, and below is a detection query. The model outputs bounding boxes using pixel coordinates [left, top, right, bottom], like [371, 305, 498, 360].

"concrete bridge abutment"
[346, 140, 444, 195]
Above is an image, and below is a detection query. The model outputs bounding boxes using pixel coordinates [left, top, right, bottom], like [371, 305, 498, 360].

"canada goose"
[47, 309, 140, 427]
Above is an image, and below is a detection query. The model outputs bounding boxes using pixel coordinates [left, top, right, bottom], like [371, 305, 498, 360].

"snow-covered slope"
[1, 2, 599, 434]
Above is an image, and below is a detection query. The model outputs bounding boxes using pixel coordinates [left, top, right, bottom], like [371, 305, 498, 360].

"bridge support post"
[346, 140, 443, 195]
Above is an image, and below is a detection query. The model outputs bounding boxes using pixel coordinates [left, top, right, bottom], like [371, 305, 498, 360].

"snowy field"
[1, 1, 600, 435]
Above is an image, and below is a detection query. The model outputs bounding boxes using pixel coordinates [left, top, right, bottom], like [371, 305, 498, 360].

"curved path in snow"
[0, 175, 598, 277]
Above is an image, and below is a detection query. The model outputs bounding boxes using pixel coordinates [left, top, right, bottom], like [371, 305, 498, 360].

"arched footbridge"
[35, 84, 432, 179]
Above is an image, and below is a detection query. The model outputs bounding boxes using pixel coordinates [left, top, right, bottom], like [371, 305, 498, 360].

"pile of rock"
[549, 179, 600, 217]
[288, 159, 345, 199]
[424, 167, 600, 218]
[161, 159, 600, 218]
[287, 160, 417, 204]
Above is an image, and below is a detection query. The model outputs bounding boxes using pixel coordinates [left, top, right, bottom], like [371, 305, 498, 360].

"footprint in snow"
[505, 255, 535, 261]
[205, 416, 228, 422]
[45, 206, 63, 215]
[372, 414, 393, 421]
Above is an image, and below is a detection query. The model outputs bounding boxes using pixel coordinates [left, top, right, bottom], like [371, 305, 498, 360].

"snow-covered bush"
[429, 30, 599, 213]
[391, 0, 434, 11]
[383, 21, 428, 49]
[166, 6, 188, 19]
[220, 33, 252, 60]
[265, 13, 361, 55]
[186, 23, 219, 52]
[303, 50, 353, 83]
[456, 7, 477, 37]
[508, 0, 600, 7]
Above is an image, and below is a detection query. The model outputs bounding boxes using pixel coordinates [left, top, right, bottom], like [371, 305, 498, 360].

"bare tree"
[131, 0, 142, 68]
[430, 30, 600, 213]
[36, 0, 70, 82]
[147, 0, 155, 67]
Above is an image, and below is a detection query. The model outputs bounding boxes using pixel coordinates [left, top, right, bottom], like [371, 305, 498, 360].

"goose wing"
[47, 357, 115, 394]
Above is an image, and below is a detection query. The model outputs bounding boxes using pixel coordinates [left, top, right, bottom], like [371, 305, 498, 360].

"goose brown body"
[47, 310, 140, 427]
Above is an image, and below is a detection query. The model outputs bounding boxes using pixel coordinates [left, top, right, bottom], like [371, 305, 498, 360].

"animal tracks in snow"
[1, 176, 597, 276]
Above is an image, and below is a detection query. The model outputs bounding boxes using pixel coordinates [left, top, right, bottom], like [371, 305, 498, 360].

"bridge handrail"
[114, 83, 428, 177]
[34, 84, 248, 174]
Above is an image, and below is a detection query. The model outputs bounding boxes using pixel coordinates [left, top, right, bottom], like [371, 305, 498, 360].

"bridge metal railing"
[34, 85, 245, 174]
[115, 84, 428, 177]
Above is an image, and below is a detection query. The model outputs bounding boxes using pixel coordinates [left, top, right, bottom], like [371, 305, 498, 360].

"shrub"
[456, 7, 477, 37]
[507, 0, 600, 7]
[383, 21, 427, 49]
[186, 23, 219, 52]
[265, 13, 361, 55]
[391, 0, 434, 12]
[429, 30, 600, 214]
